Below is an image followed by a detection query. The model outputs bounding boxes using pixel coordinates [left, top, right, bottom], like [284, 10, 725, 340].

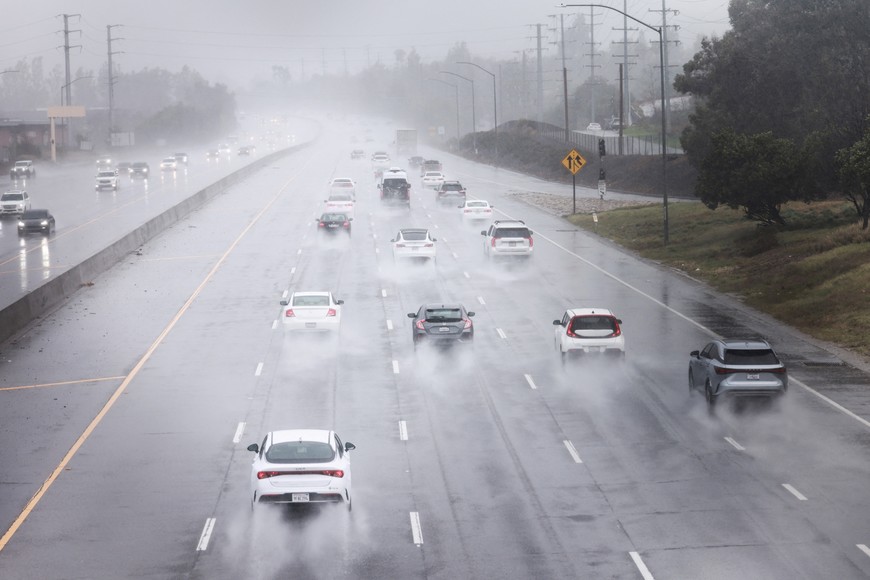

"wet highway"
[1, 120, 870, 579]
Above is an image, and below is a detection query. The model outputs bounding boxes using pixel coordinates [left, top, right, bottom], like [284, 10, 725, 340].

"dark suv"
[130, 162, 150, 179]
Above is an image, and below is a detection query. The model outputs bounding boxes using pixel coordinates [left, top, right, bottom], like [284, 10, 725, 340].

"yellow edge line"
[0, 376, 125, 392]
[0, 159, 305, 552]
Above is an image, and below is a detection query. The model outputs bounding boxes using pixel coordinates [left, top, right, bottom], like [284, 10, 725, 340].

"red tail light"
[415, 320, 425, 330]
[463, 318, 472, 329]
[464, 209, 471, 213]
[342, 221, 349, 227]
[396, 243, 406, 248]
[257, 469, 344, 480]
[715, 367, 740, 375]
[491, 237, 496, 247]
[424, 243, 433, 247]
[318, 222, 325, 227]
[528, 235, 534, 247]
[611, 320, 622, 337]
[770, 366, 787, 374]
[285, 309, 295, 317]
[326, 308, 337, 317]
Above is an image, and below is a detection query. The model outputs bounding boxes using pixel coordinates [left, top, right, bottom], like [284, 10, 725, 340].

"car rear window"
[570, 316, 617, 336]
[329, 194, 353, 202]
[425, 308, 462, 322]
[402, 230, 428, 241]
[293, 295, 330, 307]
[724, 349, 780, 365]
[322, 213, 346, 221]
[266, 441, 335, 463]
[493, 227, 530, 238]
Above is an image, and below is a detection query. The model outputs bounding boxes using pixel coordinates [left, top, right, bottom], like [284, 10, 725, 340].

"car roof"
[332, 177, 353, 181]
[269, 429, 332, 445]
[424, 171, 442, 176]
[422, 303, 465, 310]
[291, 291, 330, 297]
[442, 180, 462, 185]
[466, 200, 488, 205]
[3, 190, 25, 195]
[492, 220, 526, 227]
[719, 338, 772, 350]
[400, 228, 429, 234]
[22, 209, 49, 216]
[566, 308, 616, 317]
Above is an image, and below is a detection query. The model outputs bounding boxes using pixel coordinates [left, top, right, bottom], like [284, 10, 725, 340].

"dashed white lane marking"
[463, 271, 470, 279]
[410, 512, 423, 545]
[296, 249, 302, 255]
[381, 289, 388, 298]
[386, 319, 393, 331]
[373, 233, 378, 240]
[724, 437, 745, 451]
[375, 247, 380, 254]
[441, 236, 447, 242]
[281, 289, 289, 299]
[452, 252, 459, 259]
[196, 518, 216, 551]
[563, 440, 583, 463]
[232, 422, 246, 444]
[271, 320, 277, 330]
[629, 552, 655, 580]
[398, 420, 408, 441]
[433, 224, 439, 229]
[477, 296, 486, 305]
[524, 374, 538, 390]
[392, 360, 400, 374]
[496, 328, 507, 339]
[858, 544, 870, 559]
[782, 483, 808, 501]
[290, 267, 296, 276]
[254, 362, 264, 376]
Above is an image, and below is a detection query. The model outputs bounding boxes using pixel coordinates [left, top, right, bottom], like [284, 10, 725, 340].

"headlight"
[17, 221, 24, 227]
[40, 220, 48, 225]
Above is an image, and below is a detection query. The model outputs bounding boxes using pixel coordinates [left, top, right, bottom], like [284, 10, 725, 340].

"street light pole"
[426, 78, 461, 142]
[439, 71, 476, 153]
[560, 3, 669, 245]
[58, 75, 94, 152]
[456, 61, 498, 167]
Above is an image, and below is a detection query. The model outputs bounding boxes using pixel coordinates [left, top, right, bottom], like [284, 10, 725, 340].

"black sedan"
[316, 212, 352, 235]
[408, 304, 474, 348]
[18, 209, 55, 236]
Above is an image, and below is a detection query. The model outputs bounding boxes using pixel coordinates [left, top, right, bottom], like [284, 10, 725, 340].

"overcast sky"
[2, 0, 731, 88]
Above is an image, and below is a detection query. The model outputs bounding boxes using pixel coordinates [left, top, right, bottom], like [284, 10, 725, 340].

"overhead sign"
[47, 106, 86, 118]
[561, 149, 586, 175]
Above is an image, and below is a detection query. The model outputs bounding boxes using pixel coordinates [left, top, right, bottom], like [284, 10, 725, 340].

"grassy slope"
[567, 200, 870, 357]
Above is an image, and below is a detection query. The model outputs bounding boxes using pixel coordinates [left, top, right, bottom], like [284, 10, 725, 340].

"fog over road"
[1, 119, 869, 579]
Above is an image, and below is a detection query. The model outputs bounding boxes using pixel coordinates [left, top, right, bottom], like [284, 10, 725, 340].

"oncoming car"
[160, 157, 178, 171]
[391, 228, 436, 261]
[247, 429, 356, 510]
[280, 291, 344, 333]
[553, 308, 625, 361]
[688, 339, 788, 408]
[0, 190, 31, 216]
[408, 303, 475, 348]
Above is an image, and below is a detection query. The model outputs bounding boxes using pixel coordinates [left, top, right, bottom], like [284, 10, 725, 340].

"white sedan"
[329, 177, 356, 198]
[160, 157, 178, 171]
[247, 429, 356, 510]
[421, 171, 445, 189]
[459, 199, 494, 221]
[324, 193, 355, 218]
[392, 228, 436, 261]
[280, 291, 344, 332]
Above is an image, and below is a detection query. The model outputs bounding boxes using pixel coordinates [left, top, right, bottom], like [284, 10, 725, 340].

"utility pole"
[611, 1, 637, 127]
[107, 24, 122, 146]
[650, 1, 680, 135]
[536, 23, 545, 124]
[60, 14, 81, 106]
[584, 8, 603, 123]
[618, 64, 624, 155]
[557, 14, 570, 141]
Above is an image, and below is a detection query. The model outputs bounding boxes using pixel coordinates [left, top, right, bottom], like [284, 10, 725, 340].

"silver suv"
[481, 220, 533, 258]
[0, 190, 31, 216]
[688, 339, 788, 408]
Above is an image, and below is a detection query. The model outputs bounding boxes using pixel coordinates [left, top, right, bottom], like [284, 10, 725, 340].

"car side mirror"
[480, 231, 486, 236]
[617, 319, 623, 324]
[280, 300, 289, 306]
[690, 350, 700, 357]
[344, 442, 356, 452]
[348, 217, 353, 221]
[390, 239, 395, 243]
[246, 443, 259, 453]
[528, 230, 534, 235]
[336, 299, 344, 305]
[432, 238, 437, 242]
[467, 312, 475, 317]
[552, 320, 562, 326]
[377, 184, 382, 189]
[458, 205, 463, 209]
[407, 313, 416, 318]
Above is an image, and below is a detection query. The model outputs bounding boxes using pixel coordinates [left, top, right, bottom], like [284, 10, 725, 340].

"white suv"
[481, 220, 533, 257]
[553, 308, 625, 361]
[0, 190, 31, 216]
[95, 170, 120, 191]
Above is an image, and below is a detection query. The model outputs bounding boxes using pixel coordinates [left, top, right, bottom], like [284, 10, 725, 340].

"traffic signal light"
[598, 139, 606, 157]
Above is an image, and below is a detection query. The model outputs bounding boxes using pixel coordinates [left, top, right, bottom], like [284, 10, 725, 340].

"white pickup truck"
[95, 170, 120, 191]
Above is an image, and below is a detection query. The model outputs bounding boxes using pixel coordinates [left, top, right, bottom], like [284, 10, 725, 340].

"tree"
[696, 130, 815, 225]
[836, 125, 870, 229]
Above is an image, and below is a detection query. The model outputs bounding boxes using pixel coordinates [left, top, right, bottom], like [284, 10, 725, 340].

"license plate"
[439, 327, 451, 332]
[291, 493, 309, 503]
[327, 224, 338, 228]
[305, 322, 316, 328]
[747, 374, 760, 380]
[509, 242, 516, 247]
[412, 247, 418, 251]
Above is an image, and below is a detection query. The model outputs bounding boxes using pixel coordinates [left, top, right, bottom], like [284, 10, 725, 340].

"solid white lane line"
[410, 512, 423, 545]
[254, 362, 263, 376]
[196, 518, 216, 551]
[463, 271, 470, 279]
[386, 319, 393, 331]
[496, 328, 507, 339]
[563, 440, 583, 464]
[399, 420, 408, 441]
[434, 224, 439, 229]
[232, 422, 246, 444]
[281, 289, 289, 299]
[290, 266, 296, 276]
[392, 360, 400, 374]
[629, 552, 655, 580]
[452, 252, 458, 259]
[524, 374, 538, 390]
[724, 437, 745, 451]
[381, 289, 388, 298]
[372, 233, 378, 240]
[271, 320, 277, 330]
[792, 377, 870, 430]
[858, 544, 870, 559]
[477, 296, 486, 305]
[782, 483, 808, 501]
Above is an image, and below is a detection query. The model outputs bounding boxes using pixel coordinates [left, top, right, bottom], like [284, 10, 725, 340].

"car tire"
[688, 370, 695, 394]
[705, 382, 717, 408]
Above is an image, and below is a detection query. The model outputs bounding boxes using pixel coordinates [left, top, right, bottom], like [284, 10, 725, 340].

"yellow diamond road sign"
[561, 149, 586, 175]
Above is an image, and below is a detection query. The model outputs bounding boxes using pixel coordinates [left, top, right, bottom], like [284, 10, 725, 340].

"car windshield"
[23, 210, 47, 218]
[15, 162, 29, 166]
[293, 295, 330, 307]
[493, 227, 530, 238]
[401, 230, 428, 241]
[425, 308, 463, 322]
[570, 316, 617, 337]
[329, 194, 353, 202]
[265, 441, 335, 464]
[98, 172, 115, 177]
[724, 348, 780, 365]
[2, 193, 23, 201]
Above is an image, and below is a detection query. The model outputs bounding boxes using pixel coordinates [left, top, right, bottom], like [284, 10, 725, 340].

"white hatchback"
[421, 171, 445, 189]
[329, 177, 356, 198]
[553, 308, 625, 361]
[324, 193, 355, 219]
[247, 429, 355, 510]
[392, 228, 437, 261]
[459, 199, 493, 221]
[280, 291, 344, 333]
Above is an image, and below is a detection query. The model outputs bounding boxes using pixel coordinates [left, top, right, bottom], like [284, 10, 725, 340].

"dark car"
[689, 339, 788, 409]
[408, 155, 424, 167]
[173, 153, 189, 164]
[436, 180, 466, 202]
[317, 212, 352, 235]
[407, 303, 474, 348]
[130, 162, 150, 179]
[351, 149, 365, 159]
[18, 209, 55, 236]
[116, 161, 133, 175]
[238, 146, 252, 156]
